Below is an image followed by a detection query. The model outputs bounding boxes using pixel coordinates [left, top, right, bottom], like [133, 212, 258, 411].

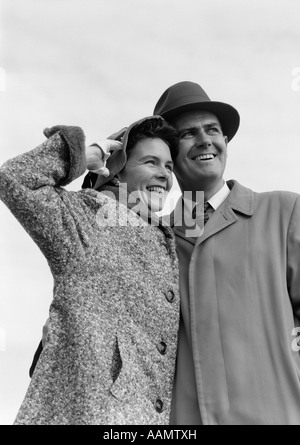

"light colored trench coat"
[0, 126, 180, 425]
[171, 180, 300, 424]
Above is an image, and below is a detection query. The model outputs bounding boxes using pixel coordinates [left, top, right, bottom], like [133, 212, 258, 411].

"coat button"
[157, 341, 167, 355]
[165, 290, 175, 303]
[154, 399, 163, 413]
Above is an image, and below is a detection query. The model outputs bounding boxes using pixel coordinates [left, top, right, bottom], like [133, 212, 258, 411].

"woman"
[0, 116, 180, 425]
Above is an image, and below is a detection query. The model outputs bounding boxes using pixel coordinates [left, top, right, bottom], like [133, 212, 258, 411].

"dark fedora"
[153, 81, 240, 142]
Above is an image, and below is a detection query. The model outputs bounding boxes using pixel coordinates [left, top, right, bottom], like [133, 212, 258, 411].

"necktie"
[192, 201, 214, 224]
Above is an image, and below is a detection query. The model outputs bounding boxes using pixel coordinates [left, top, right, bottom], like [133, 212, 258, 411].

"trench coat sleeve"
[287, 195, 300, 322]
[0, 126, 87, 273]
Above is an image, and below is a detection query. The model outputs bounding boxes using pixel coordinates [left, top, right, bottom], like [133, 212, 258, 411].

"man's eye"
[166, 165, 173, 172]
[146, 160, 156, 165]
[209, 127, 219, 133]
[181, 131, 193, 138]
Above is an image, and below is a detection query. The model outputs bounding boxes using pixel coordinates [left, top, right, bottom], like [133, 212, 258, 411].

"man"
[153, 81, 300, 425]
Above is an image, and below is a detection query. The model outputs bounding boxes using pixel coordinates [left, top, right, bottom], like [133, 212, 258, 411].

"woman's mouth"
[146, 186, 166, 195]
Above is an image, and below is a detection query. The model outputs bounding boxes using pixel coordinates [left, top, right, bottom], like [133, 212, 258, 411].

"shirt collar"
[183, 180, 230, 211]
[173, 181, 231, 227]
[207, 181, 231, 210]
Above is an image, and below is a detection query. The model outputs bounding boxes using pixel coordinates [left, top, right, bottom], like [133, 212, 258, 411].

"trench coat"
[171, 180, 300, 424]
[0, 126, 180, 425]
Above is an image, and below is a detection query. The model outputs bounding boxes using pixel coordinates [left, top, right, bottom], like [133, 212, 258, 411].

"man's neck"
[180, 179, 225, 202]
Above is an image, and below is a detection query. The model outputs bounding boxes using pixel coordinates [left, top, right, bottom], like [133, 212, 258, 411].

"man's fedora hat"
[153, 81, 240, 142]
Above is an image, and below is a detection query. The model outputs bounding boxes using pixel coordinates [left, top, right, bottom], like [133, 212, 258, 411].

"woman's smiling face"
[117, 137, 173, 212]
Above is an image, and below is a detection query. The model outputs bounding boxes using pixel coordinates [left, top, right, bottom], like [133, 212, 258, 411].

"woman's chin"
[135, 190, 167, 214]
[147, 196, 166, 213]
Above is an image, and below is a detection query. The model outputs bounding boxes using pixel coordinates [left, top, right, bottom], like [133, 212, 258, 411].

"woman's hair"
[126, 118, 179, 161]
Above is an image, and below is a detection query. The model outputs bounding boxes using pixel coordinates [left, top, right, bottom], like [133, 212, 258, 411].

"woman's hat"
[86, 115, 166, 191]
[153, 81, 240, 142]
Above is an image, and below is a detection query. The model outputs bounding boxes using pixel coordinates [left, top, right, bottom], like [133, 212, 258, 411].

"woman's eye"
[166, 165, 173, 172]
[146, 160, 156, 165]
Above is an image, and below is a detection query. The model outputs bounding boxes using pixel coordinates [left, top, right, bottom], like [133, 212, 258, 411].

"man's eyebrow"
[204, 121, 222, 129]
[177, 125, 197, 134]
[178, 122, 221, 133]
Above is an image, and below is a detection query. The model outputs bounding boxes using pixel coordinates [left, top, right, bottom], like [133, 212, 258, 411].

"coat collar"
[99, 184, 173, 232]
[224, 179, 254, 216]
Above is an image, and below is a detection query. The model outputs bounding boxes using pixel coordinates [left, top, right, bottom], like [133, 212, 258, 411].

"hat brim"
[160, 101, 240, 142]
[92, 115, 166, 191]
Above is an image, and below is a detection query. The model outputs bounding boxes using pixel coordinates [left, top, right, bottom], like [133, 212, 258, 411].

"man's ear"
[224, 135, 229, 160]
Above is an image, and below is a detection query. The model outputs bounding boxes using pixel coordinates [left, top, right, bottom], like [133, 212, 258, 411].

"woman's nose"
[156, 165, 171, 179]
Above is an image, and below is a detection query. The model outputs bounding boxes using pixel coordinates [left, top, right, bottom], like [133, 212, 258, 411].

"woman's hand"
[86, 140, 123, 177]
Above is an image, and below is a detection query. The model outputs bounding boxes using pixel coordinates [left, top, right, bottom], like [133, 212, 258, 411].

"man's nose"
[195, 130, 211, 147]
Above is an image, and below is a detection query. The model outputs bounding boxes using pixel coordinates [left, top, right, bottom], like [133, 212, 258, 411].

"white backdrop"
[0, 0, 300, 425]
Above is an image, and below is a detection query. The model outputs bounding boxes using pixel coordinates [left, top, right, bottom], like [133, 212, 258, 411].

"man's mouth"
[146, 186, 166, 195]
[192, 153, 216, 161]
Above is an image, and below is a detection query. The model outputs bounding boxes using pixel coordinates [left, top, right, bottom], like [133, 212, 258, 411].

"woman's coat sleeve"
[0, 126, 87, 273]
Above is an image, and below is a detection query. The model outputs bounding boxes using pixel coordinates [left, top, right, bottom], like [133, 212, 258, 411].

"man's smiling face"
[172, 110, 228, 196]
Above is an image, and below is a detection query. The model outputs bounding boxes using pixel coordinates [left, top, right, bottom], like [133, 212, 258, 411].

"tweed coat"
[0, 126, 180, 425]
[171, 180, 300, 424]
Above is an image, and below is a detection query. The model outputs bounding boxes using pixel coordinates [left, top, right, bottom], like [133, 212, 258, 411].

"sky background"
[0, 0, 300, 425]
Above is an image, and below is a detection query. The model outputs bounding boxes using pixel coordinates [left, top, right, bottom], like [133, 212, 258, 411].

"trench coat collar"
[224, 179, 254, 216]
[169, 180, 255, 244]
